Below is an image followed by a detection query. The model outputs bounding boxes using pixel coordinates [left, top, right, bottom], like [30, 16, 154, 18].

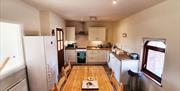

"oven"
[76, 48, 86, 63]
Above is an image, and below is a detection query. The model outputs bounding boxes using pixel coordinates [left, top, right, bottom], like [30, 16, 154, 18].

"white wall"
[113, 0, 180, 91]
[40, 11, 50, 36]
[0, 0, 41, 35]
[49, 12, 65, 30]
[40, 11, 65, 35]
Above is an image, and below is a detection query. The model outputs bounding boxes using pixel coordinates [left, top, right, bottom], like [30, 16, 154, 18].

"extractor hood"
[77, 22, 87, 35]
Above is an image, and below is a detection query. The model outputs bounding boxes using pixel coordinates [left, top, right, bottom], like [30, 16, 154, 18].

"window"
[141, 40, 166, 85]
[56, 29, 64, 50]
[0, 22, 24, 76]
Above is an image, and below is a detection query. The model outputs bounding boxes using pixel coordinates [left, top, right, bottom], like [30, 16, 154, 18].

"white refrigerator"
[23, 36, 59, 91]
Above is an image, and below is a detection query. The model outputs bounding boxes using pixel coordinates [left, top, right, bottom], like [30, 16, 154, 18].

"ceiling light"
[113, 0, 119, 4]
[90, 16, 97, 21]
[113, 0, 117, 4]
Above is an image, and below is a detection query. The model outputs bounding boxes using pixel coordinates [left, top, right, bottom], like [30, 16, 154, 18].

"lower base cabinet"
[65, 49, 76, 63]
[108, 53, 139, 84]
[87, 50, 107, 63]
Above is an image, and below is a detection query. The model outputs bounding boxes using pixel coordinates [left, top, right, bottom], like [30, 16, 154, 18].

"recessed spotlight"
[113, 0, 117, 4]
[113, 0, 119, 4]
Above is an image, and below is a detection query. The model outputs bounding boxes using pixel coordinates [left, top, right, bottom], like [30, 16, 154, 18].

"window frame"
[141, 40, 165, 85]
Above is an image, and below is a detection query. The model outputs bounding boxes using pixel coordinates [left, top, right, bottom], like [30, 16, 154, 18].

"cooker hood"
[77, 22, 87, 35]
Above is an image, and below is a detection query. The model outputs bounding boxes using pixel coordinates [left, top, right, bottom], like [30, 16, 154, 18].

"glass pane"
[57, 31, 60, 40]
[146, 49, 165, 77]
[60, 31, 63, 40]
[60, 41, 63, 49]
[147, 41, 166, 48]
[58, 41, 61, 51]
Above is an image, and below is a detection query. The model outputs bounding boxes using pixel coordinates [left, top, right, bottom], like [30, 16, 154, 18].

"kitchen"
[0, 0, 180, 91]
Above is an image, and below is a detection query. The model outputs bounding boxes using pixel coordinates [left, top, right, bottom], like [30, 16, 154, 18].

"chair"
[50, 76, 67, 91]
[63, 61, 71, 77]
[110, 71, 124, 91]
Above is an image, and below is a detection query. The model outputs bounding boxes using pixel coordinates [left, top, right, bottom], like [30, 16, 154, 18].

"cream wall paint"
[49, 12, 65, 30]
[40, 11, 65, 35]
[40, 11, 50, 35]
[0, 0, 41, 35]
[113, 0, 180, 91]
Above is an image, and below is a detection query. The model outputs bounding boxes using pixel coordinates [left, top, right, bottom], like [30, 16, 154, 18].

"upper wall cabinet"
[88, 27, 106, 41]
[65, 27, 75, 41]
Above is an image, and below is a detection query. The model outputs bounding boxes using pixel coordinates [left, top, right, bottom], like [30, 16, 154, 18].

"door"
[56, 28, 64, 72]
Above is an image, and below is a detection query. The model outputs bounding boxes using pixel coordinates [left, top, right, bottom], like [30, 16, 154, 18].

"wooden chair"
[50, 76, 67, 91]
[110, 71, 124, 91]
[62, 61, 71, 77]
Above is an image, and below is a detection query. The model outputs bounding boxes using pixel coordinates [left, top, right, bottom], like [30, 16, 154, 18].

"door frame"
[56, 28, 64, 73]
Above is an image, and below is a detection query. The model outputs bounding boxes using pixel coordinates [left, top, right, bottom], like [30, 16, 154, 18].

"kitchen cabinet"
[108, 53, 139, 84]
[65, 49, 76, 63]
[88, 27, 106, 41]
[65, 27, 75, 41]
[87, 50, 107, 63]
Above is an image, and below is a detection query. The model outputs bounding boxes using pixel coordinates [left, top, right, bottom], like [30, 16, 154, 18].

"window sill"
[144, 73, 162, 87]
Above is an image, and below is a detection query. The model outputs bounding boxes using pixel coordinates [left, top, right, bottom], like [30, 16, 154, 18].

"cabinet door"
[65, 50, 76, 63]
[96, 50, 107, 62]
[65, 27, 75, 41]
[87, 50, 107, 63]
[96, 27, 106, 41]
[88, 27, 106, 41]
[86, 50, 96, 63]
[88, 27, 96, 41]
[108, 53, 121, 83]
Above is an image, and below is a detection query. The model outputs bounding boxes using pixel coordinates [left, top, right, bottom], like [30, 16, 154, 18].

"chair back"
[58, 76, 66, 90]
[110, 72, 124, 91]
[50, 76, 66, 91]
[63, 61, 71, 76]
[61, 66, 67, 77]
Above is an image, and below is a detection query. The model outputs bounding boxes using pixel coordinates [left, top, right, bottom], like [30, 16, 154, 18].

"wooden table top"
[62, 66, 114, 91]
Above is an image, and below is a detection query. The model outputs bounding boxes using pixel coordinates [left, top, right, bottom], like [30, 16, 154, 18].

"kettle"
[129, 53, 139, 60]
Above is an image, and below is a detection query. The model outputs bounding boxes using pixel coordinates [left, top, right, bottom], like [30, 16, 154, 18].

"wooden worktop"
[110, 52, 131, 60]
[65, 47, 111, 50]
[87, 48, 111, 50]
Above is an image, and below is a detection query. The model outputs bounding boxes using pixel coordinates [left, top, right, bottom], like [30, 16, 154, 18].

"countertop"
[110, 52, 132, 60]
[65, 47, 111, 50]
[86, 47, 111, 50]
[65, 47, 76, 50]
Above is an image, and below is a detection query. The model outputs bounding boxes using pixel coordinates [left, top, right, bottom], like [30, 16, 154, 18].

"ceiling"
[23, 0, 163, 21]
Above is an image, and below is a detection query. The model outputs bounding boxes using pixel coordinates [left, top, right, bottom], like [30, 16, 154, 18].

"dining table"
[62, 66, 114, 91]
